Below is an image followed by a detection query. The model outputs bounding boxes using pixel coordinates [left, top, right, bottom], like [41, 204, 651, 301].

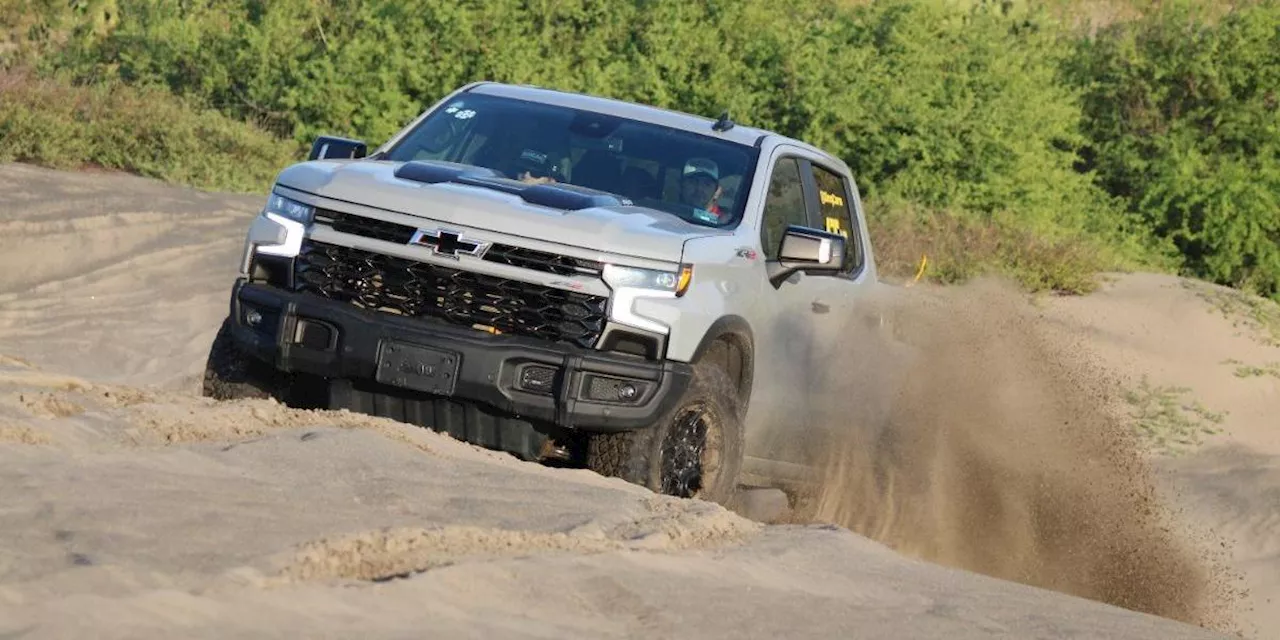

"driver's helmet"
[514, 148, 565, 182]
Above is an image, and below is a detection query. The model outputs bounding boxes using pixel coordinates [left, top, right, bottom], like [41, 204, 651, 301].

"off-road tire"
[586, 360, 745, 504]
[201, 318, 288, 401]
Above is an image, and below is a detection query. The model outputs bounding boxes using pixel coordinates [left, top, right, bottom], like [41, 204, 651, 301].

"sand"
[1, 162, 1273, 639]
[1038, 273, 1280, 638]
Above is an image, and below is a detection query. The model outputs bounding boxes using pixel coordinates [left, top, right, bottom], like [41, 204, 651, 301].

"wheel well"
[696, 332, 754, 411]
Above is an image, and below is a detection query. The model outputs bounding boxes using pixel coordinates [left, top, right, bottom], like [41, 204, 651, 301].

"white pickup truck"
[203, 81, 888, 507]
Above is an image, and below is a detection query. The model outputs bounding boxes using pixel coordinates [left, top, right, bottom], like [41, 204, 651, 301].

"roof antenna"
[712, 111, 735, 132]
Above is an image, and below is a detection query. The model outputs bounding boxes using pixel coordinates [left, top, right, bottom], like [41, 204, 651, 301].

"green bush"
[1066, 0, 1280, 299]
[33, 0, 1156, 292]
[12, 0, 1275, 297]
[44, 1, 1111, 220]
[0, 69, 297, 193]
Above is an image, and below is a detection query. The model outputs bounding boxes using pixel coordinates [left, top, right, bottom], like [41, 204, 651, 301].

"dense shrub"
[30, 0, 1156, 290]
[44, 2, 1107, 214]
[1066, 0, 1280, 299]
[4, 0, 1275, 296]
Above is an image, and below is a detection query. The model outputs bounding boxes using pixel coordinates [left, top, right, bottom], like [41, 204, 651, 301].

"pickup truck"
[203, 81, 884, 506]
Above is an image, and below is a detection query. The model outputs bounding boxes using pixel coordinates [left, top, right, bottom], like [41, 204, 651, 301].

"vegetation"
[1, 0, 1277, 298]
[1066, 0, 1280, 300]
[1222, 359, 1280, 379]
[1182, 280, 1280, 347]
[1123, 375, 1227, 456]
[0, 69, 294, 192]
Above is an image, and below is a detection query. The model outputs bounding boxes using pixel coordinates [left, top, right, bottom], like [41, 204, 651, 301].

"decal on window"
[820, 190, 845, 208]
[825, 216, 849, 239]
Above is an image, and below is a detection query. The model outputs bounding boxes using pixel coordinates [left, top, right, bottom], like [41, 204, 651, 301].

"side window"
[759, 157, 809, 260]
[810, 163, 863, 274]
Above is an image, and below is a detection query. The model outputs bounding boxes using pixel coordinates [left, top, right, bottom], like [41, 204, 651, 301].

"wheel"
[585, 360, 745, 504]
[201, 317, 288, 401]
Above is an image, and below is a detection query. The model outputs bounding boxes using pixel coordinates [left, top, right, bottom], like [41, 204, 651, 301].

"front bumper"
[226, 279, 691, 432]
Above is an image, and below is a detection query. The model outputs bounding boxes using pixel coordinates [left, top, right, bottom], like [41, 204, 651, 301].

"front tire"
[201, 318, 288, 401]
[586, 361, 745, 504]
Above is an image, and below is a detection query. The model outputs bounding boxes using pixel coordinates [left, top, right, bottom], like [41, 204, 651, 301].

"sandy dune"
[2, 162, 1272, 638]
[1039, 273, 1280, 638]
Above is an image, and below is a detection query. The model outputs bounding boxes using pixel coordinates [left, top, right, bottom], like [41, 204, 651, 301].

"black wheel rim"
[660, 404, 711, 498]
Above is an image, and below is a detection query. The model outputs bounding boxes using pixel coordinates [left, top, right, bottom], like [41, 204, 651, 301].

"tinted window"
[811, 163, 862, 274]
[759, 157, 809, 260]
[383, 94, 758, 229]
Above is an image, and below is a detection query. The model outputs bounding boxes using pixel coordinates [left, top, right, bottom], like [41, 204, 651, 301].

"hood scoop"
[393, 160, 633, 212]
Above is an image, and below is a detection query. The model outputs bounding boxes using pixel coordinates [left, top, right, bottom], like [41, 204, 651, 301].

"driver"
[679, 157, 725, 222]
[514, 148, 564, 185]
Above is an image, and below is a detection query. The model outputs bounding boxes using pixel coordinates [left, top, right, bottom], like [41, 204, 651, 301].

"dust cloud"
[775, 278, 1238, 632]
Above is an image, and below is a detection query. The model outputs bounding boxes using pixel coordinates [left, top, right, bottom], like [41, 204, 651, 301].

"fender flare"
[690, 316, 756, 411]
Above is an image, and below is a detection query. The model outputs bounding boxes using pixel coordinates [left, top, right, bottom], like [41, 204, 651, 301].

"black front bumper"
[227, 279, 691, 432]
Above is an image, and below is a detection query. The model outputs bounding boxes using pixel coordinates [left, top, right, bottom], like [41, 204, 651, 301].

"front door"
[740, 152, 831, 481]
[740, 149, 884, 487]
[794, 156, 889, 459]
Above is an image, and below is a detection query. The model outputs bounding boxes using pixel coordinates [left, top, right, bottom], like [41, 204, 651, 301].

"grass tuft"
[1182, 281, 1280, 348]
[1222, 359, 1280, 380]
[1123, 376, 1226, 456]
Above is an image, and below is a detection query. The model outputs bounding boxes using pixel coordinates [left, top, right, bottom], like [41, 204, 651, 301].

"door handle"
[811, 300, 830, 314]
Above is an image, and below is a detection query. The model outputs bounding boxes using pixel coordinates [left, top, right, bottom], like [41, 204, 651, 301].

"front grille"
[314, 209, 602, 277]
[318, 209, 412, 244]
[294, 240, 608, 348]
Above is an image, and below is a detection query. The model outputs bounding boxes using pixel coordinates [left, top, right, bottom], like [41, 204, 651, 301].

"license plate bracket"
[375, 340, 461, 396]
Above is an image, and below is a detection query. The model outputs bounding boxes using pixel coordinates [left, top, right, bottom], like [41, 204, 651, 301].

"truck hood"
[275, 159, 727, 264]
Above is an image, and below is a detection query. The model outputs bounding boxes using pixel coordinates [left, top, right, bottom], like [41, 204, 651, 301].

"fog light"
[583, 375, 648, 403]
[245, 309, 263, 327]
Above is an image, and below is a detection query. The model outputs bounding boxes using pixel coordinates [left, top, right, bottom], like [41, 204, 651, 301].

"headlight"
[602, 264, 692, 297]
[602, 263, 693, 336]
[248, 191, 313, 260]
[265, 193, 315, 225]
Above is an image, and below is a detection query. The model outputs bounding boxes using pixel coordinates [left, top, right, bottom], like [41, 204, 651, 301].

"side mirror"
[308, 135, 368, 161]
[768, 225, 846, 287]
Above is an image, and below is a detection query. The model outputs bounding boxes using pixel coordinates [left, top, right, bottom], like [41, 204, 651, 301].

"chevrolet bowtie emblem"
[408, 228, 489, 259]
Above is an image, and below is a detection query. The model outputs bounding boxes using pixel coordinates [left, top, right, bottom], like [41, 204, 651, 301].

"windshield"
[382, 93, 759, 229]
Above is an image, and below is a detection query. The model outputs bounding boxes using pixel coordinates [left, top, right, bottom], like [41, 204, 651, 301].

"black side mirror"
[308, 135, 368, 161]
[768, 225, 846, 287]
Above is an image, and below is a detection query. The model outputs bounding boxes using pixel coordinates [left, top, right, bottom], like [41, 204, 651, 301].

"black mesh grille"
[294, 240, 607, 348]
[314, 209, 602, 276]
[316, 209, 413, 244]
[521, 366, 557, 388]
[517, 365, 558, 395]
[588, 376, 628, 400]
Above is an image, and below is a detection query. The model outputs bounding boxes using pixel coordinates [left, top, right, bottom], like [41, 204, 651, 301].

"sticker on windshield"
[443, 102, 475, 119]
[820, 190, 845, 208]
